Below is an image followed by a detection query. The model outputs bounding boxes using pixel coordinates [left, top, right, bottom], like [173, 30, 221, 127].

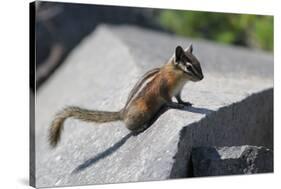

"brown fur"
[49, 106, 121, 147]
[122, 62, 188, 131]
[49, 63, 188, 147]
[49, 45, 203, 147]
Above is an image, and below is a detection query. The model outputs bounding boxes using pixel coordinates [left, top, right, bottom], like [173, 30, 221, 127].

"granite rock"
[191, 145, 273, 176]
[34, 25, 273, 187]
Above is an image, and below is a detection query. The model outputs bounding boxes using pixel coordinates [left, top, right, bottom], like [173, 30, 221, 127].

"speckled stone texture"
[191, 145, 273, 176]
[34, 25, 273, 188]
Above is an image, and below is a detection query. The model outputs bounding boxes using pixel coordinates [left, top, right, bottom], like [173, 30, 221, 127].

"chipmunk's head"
[173, 45, 204, 81]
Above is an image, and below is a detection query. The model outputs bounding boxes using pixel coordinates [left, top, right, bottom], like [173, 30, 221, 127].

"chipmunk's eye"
[186, 64, 192, 70]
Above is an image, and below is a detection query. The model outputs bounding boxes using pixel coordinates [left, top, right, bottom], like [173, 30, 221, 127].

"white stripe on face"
[185, 62, 200, 78]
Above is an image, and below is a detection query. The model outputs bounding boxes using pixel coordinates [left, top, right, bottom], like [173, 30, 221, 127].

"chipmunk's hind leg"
[146, 106, 168, 127]
[131, 106, 168, 135]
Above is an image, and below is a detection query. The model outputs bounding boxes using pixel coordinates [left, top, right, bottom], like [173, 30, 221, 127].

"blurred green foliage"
[157, 10, 273, 51]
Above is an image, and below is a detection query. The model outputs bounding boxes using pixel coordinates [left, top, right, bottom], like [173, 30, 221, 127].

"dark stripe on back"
[125, 68, 160, 107]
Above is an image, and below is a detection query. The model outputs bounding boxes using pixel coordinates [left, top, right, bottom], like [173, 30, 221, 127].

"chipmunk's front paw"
[179, 101, 193, 107]
[177, 103, 186, 109]
[167, 102, 185, 110]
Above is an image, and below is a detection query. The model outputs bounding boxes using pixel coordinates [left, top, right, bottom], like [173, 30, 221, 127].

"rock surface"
[191, 145, 273, 176]
[34, 25, 273, 188]
[34, 1, 161, 87]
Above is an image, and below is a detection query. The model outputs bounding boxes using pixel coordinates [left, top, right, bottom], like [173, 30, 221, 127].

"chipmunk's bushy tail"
[49, 106, 122, 147]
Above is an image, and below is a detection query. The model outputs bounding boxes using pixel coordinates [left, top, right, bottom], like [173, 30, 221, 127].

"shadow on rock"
[182, 106, 214, 115]
[72, 132, 134, 174]
[72, 105, 213, 174]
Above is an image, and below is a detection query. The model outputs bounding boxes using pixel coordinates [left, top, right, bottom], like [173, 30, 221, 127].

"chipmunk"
[49, 44, 203, 147]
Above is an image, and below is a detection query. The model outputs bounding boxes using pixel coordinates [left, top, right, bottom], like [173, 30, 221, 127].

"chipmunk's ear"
[175, 45, 185, 63]
[186, 44, 193, 53]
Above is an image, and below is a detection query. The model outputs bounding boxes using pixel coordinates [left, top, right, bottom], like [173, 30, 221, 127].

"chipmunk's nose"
[197, 74, 204, 81]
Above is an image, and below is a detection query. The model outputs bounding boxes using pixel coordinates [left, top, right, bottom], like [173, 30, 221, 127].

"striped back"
[125, 68, 160, 108]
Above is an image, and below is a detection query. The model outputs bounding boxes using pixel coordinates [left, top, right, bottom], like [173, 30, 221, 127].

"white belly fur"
[171, 79, 188, 97]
